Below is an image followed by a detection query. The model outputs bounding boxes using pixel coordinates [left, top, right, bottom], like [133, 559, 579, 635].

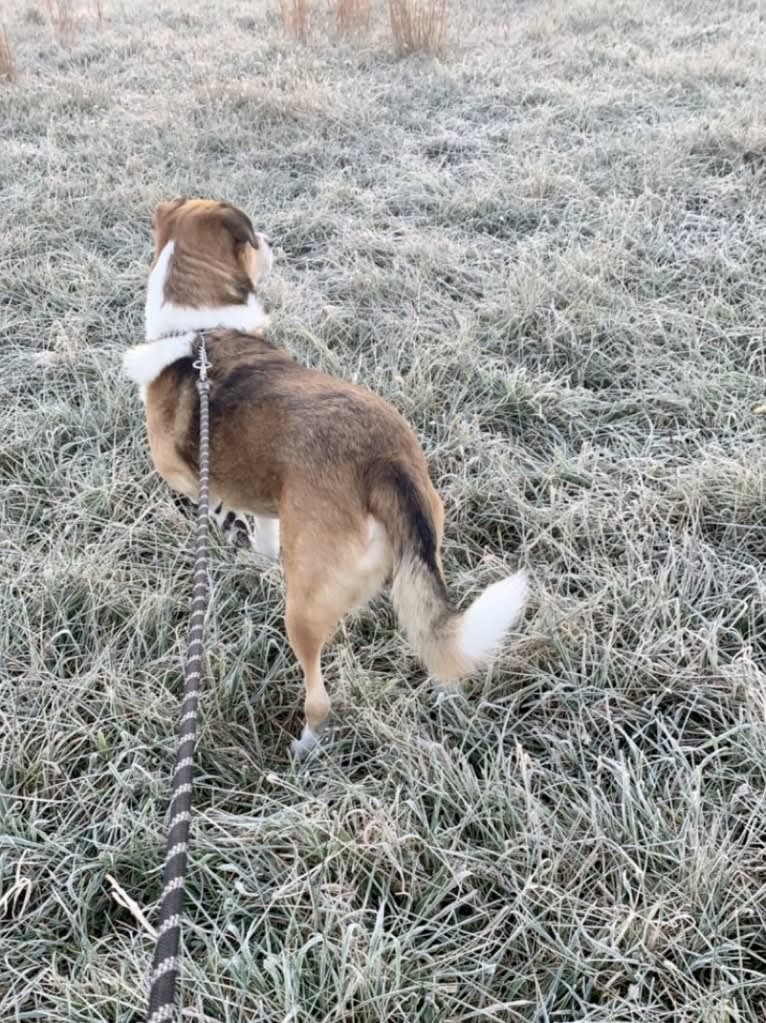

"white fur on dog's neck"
[122, 240, 268, 400]
[122, 333, 196, 401]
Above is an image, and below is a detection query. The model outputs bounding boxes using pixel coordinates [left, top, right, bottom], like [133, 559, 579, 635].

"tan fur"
[135, 199, 522, 746]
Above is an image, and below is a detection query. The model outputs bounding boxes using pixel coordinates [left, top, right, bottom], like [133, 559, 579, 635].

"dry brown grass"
[388, 0, 447, 54]
[0, 22, 15, 81]
[279, 0, 309, 40]
[44, 0, 76, 41]
[335, 0, 371, 35]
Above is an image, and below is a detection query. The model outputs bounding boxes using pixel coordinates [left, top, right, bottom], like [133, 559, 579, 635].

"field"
[2, 0, 766, 1020]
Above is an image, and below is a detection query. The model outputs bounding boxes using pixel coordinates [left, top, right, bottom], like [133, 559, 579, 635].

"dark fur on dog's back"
[150, 329, 433, 512]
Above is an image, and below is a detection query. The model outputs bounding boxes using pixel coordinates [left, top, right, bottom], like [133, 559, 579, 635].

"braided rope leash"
[147, 335, 212, 1023]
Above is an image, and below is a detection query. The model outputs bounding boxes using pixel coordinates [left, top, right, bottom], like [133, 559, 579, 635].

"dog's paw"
[224, 516, 252, 549]
[290, 726, 321, 759]
[210, 505, 279, 560]
[212, 503, 251, 548]
[171, 492, 195, 517]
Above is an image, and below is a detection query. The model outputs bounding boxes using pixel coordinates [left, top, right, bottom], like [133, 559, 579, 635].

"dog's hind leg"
[279, 488, 391, 756]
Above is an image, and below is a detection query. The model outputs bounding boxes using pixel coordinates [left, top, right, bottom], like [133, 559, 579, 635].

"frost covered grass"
[2, 1, 766, 1019]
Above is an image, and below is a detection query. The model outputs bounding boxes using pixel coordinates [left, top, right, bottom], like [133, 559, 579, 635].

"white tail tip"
[457, 570, 528, 664]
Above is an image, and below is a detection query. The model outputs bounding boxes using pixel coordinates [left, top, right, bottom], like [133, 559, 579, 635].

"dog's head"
[152, 198, 273, 308]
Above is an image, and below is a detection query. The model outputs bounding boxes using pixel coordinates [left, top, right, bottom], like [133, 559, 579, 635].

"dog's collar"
[150, 326, 267, 344]
[144, 298, 268, 343]
[123, 327, 273, 395]
[147, 329, 215, 361]
[148, 330, 213, 369]
[151, 329, 201, 342]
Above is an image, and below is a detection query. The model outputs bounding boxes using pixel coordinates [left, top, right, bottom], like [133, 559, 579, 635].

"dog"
[123, 198, 527, 755]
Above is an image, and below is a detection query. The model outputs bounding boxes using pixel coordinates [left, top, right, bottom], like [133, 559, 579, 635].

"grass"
[1, 0, 766, 1020]
[334, 0, 371, 37]
[43, 0, 76, 42]
[280, 0, 310, 41]
[0, 21, 15, 79]
[389, 0, 447, 55]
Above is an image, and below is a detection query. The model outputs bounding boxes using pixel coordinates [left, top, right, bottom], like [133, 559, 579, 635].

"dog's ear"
[153, 197, 186, 229]
[218, 203, 259, 252]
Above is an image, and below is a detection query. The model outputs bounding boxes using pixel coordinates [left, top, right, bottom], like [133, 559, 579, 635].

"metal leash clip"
[192, 332, 212, 383]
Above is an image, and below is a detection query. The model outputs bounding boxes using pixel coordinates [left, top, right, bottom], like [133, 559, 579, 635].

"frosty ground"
[1, 1, 765, 1020]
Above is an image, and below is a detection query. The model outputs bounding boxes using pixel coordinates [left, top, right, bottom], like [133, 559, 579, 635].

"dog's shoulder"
[206, 327, 290, 365]
[205, 329, 301, 408]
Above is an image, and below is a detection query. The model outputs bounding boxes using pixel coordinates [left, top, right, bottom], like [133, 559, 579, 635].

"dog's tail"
[369, 462, 527, 681]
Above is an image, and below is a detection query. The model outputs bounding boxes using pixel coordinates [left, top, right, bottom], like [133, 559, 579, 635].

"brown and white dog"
[123, 199, 527, 755]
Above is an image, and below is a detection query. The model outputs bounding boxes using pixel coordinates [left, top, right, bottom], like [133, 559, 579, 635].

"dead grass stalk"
[0, 22, 15, 81]
[279, 0, 310, 41]
[388, 0, 447, 54]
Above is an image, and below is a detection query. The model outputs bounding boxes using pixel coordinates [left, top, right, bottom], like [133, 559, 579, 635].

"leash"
[146, 334, 212, 1023]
